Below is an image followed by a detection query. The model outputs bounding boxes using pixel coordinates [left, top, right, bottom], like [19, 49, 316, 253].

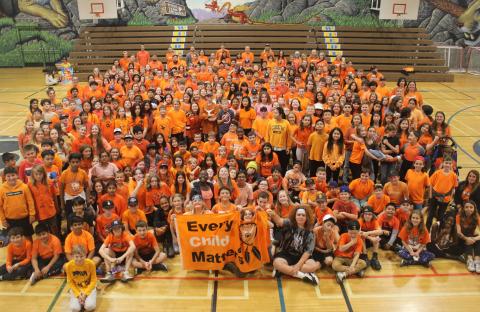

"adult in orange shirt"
[99, 220, 136, 283]
[167, 100, 187, 140]
[333, 220, 367, 283]
[30, 223, 65, 285]
[136, 44, 150, 68]
[119, 51, 130, 71]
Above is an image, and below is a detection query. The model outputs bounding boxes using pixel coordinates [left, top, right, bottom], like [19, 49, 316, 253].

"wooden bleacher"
[70, 24, 453, 82]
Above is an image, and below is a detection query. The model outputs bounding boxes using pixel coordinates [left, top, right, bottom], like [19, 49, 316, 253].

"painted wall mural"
[0, 0, 479, 66]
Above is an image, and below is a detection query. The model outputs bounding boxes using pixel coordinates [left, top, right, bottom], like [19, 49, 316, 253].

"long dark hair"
[326, 127, 344, 155]
[174, 171, 188, 196]
[260, 142, 274, 162]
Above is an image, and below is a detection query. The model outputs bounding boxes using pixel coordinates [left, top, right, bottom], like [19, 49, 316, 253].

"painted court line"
[276, 277, 287, 312]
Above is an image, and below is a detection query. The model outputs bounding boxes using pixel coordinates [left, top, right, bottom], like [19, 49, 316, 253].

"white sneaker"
[173, 243, 180, 254]
[475, 261, 480, 274]
[336, 272, 346, 284]
[467, 259, 475, 272]
[121, 271, 134, 282]
[29, 272, 38, 286]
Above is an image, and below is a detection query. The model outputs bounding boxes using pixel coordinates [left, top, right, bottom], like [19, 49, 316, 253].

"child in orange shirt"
[122, 197, 147, 235]
[312, 214, 339, 270]
[0, 227, 32, 280]
[349, 168, 374, 209]
[367, 184, 391, 215]
[212, 188, 237, 214]
[405, 156, 430, 210]
[99, 220, 136, 283]
[427, 157, 457, 229]
[377, 203, 401, 251]
[30, 223, 65, 285]
[397, 211, 435, 267]
[132, 221, 167, 273]
[28, 165, 59, 237]
[314, 194, 334, 226]
[358, 206, 383, 270]
[95, 200, 120, 244]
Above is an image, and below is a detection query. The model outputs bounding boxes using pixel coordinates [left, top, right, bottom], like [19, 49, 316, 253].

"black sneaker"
[302, 273, 318, 286]
[356, 269, 365, 278]
[224, 262, 246, 278]
[153, 263, 168, 272]
[370, 257, 382, 271]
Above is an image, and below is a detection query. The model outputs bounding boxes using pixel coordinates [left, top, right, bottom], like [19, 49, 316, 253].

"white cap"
[114, 128, 122, 134]
[314, 103, 324, 110]
[322, 214, 336, 224]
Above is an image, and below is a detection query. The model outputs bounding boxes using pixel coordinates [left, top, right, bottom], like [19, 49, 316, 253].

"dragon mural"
[204, 0, 251, 24]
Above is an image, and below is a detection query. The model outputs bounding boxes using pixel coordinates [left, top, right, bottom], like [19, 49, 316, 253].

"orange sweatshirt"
[0, 180, 35, 222]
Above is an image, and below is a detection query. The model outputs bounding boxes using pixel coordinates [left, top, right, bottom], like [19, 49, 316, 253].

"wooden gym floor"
[0, 68, 479, 311]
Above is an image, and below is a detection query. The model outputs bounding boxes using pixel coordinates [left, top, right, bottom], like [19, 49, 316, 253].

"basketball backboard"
[379, 0, 420, 20]
[78, 0, 119, 20]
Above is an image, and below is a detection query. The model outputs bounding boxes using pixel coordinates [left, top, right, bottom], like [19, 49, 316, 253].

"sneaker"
[467, 259, 475, 272]
[422, 262, 432, 268]
[96, 267, 104, 276]
[356, 269, 365, 278]
[400, 259, 409, 267]
[475, 261, 480, 274]
[457, 254, 466, 263]
[335, 272, 346, 284]
[272, 268, 281, 278]
[309, 273, 319, 286]
[302, 273, 318, 286]
[167, 245, 175, 258]
[100, 272, 115, 283]
[370, 257, 382, 271]
[121, 271, 134, 282]
[152, 263, 168, 272]
[29, 272, 38, 286]
[224, 262, 246, 278]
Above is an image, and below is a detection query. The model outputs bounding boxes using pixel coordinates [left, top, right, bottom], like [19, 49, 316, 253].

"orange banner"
[176, 211, 270, 272]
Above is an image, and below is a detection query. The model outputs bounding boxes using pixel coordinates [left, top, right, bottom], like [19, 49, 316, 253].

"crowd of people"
[1, 43, 480, 311]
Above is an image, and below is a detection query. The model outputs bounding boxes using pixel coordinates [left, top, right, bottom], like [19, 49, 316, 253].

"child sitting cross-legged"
[358, 206, 383, 271]
[132, 220, 168, 273]
[99, 220, 136, 283]
[0, 227, 32, 281]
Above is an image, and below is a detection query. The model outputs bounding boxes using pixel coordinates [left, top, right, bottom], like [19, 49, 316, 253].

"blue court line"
[276, 277, 287, 312]
[446, 104, 480, 166]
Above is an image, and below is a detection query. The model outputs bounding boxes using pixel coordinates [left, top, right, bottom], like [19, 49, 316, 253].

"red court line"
[47, 271, 476, 282]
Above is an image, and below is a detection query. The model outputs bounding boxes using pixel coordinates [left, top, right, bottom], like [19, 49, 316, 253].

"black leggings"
[462, 240, 480, 257]
[276, 150, 289, 175]
[426, 197, 449, 230]
[350, 162, 363, 180]
[326, 167, 340, 183]
[426, 243, 464, 258]
[0, 261, 32, 281]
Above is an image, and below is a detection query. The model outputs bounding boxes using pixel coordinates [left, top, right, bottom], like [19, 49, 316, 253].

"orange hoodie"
[0, 180, 35, 222]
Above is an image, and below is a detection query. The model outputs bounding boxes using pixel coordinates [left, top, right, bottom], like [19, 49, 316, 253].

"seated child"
[30, 223, 65, 285]
[132, 220, 168, 273]
[377, 203, 401, 251]
[65, 245, 97, 312]
[333, 220, 367, 283]
[398, 210, 435, 267]
[367, 184, 391, 215]
[99, 220, 136, 283]
[0, 227, 32, 281]
[312, 214, 339, 270]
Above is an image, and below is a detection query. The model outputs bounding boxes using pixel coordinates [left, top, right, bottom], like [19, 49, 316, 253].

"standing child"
[18, 144, 43, 183]
[427, 157, 457, 229]
[0, 167, 35, 236]
[398, 210, 435, 267]
[65, 246, 97, 312]
[405, 156, 430, 210]
[30, 223, 65, 285]
[0, 227, 32, 281]
[28, 165, 59, 237]
[59, 153, 90, 217]
[132, 220, 168, 273]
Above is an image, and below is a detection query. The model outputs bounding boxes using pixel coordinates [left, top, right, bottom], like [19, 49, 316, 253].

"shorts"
[312, 250, 334, 263]
[7, 217, 33, 236]
[274, 251, 302, 265]
[139, 251, 156, 262]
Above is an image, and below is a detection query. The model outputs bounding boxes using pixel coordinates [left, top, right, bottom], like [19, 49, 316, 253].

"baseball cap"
[102, 200, 114, 209]
[114, 128, 122, 134]
[305, 178, 315, 186]
[128, 197, 138, 206]
[191, 194, 203, 202]
[328, 180, 338, 188]
[374, 183, 383, 190]
[111, 220, 123, 228]
[362, 206, 374, 214]
[316, 194, 327, 202]
[60, 114, 69, 120]
[124, 134, 133, 140]
[322, 214, 336, 224]
[339, 185, 350, 193]
[347, 220, 360, 231]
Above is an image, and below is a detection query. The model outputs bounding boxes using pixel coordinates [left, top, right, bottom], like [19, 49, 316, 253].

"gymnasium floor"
[0, 69, 479, 311]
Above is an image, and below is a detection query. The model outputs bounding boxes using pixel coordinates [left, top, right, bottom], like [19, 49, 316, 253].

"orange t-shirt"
[349, 141, 365, 165]
[64, 230, 95, 254]
[405, 169, 430, 204]
[211, 202, 237, 214]
[99, 193, 127, 216]
[398, 226, 430, 245]
[383, 181, 409, 205]
[238, 108, 256, 130]
[377, 213, 400, 232]
[367, 194, 391, 214]
[96, 213, 120, 240]
[349, 178, 374, 200]
[134, 232, 158, 256]
[60, 168, 89, 197]
[359, 218, 380, 232]
[122, 209, 147, 231]
[103, 231, 133, 252]
[32, 234, 63, 260]
[120, 145, 144, 168]
[6, 239, 32, 267]
[430, 170, 458, 202]
[334, 233, 363, 258]
[314, 206, 334, 225]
